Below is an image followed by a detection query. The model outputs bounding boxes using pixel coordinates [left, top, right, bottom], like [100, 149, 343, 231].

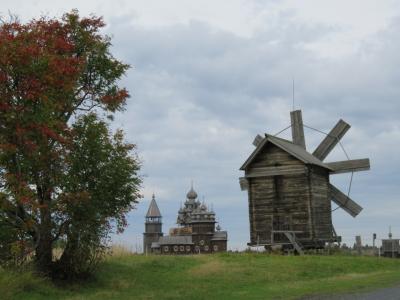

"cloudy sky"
[3, 0, 400, 250]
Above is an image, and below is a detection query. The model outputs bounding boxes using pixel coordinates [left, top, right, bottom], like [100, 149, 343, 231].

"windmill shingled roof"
[146, 194, 162, 218]
[240, 134, 333, 171]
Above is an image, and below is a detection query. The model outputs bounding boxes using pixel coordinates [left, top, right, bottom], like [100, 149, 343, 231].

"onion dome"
[186, 186, 198, 200]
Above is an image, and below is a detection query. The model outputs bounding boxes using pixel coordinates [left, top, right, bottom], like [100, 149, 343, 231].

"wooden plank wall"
[249, 176, 274, 244]
[247, 144, 313, 244]
[309, 166, 333, 240]
[277, 175, 312, 241]
[247, 143, 304, 170]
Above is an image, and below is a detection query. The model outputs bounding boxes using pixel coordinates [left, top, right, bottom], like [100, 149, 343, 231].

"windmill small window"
[239, 110, 370, 251]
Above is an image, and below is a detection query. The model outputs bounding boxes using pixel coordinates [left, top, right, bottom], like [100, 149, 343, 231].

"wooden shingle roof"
[146, 194, 162, 218]
[240, 134, 333, 171]
[211, 231, 228, 241]
[158, 235, 193, 245]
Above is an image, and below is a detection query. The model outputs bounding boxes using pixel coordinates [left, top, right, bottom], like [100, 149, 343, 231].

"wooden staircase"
[283, 231, 304, 255]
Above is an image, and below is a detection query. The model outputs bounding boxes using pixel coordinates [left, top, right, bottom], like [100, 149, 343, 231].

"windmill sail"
[313, 119, 350, 161]
[326, 158, 370, 174]
[290, 110, 306, 149]
[330, 184, 363, 217]
[252, 134, 264, 147]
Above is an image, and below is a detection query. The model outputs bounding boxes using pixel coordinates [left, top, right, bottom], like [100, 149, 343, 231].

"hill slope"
[2, 253, 400, 300]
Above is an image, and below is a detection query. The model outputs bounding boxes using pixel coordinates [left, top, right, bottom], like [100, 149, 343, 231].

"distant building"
[143, 194, 163, 254]
[143, 185, 228, 254]
[381, 231, 400, 258]
[381, 239, 400, 258]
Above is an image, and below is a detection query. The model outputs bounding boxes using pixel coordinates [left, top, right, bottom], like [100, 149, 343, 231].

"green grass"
[2, 253, 400, 300]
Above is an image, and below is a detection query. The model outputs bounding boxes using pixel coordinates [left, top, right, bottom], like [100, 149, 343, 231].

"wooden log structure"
[240, 110, 370, 251]
[245, 165, 307, 178]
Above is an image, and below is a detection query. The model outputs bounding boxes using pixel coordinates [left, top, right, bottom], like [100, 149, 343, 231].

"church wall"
[145, 222, 162, 233]
[191, 222, 215, 234]
[143, 232, 163, 254]
[211, 240, 227, 252]
[160, 244, 193, 255]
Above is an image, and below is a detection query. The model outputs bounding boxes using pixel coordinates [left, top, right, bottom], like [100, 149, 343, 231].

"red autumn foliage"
[0, 11, 135, 277]
[0, 18, 85, 111]
[101, 89, 129, 105]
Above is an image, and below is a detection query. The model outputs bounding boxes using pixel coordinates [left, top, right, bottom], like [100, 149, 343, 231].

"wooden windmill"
[239, 110, 370, 252]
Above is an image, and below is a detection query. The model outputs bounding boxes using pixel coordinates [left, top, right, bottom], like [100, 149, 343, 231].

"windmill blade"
[252, 134, 264, 147]
[239, 177, 249, 191]
[313, 119, 350, 161]
[330, 184, 363, 217]
[326, 158, 370, 174]
[290, 110, 306, 149]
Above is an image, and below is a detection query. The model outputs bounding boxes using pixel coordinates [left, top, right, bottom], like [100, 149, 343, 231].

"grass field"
[1, 253, 400, 300]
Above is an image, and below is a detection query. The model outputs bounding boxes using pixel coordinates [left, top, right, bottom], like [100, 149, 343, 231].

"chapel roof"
[146, 194, 162, 218]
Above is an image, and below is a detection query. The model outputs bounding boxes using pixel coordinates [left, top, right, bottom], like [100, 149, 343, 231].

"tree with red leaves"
[0, 11, 141, 278]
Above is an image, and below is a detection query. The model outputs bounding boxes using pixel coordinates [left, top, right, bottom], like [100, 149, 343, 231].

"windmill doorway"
[272, 214, 292, 243]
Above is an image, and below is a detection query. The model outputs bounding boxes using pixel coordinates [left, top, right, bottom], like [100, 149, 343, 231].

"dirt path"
[302, 285, 400, 299]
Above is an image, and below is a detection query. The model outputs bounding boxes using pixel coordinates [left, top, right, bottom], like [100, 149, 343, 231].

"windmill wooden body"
[239, 110, 370, 252]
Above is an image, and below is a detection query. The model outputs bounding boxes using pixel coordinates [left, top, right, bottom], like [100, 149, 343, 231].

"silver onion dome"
[186, 186, 198, 200]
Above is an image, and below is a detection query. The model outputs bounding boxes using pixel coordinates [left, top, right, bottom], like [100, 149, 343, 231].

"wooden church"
[143, 186, 228, 255]
[239, 110, 370, 252]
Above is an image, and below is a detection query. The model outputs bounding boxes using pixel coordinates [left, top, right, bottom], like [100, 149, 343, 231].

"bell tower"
[143, 194, 163, 254]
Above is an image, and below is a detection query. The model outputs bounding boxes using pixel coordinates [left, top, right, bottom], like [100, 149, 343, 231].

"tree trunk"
[36, 204, 53, 274]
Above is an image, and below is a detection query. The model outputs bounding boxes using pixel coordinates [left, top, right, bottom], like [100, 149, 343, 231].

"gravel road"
[302, 285, 400, 300]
